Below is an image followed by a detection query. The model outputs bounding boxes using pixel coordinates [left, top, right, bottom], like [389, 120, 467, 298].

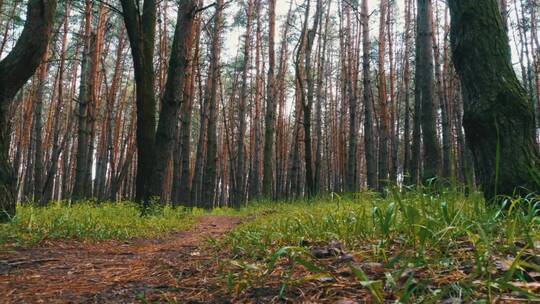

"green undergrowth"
[0, 201, 195, 247]
[220, 189, 540, 302]
[0, 199, 287, 248]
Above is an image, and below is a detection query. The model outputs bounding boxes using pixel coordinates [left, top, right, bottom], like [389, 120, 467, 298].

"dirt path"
[0, 216, 242, 303]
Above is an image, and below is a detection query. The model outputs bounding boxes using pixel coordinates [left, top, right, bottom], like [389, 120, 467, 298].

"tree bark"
[345, 1, 358, 192]
[362, 0, 377, 190]
[120, 0, 157, 205]
[377, 0, 391, 191]
[232, 0, 254, 206]
[0, 0, 57, 222]
[31, 49, 49, 204]
[262, 0, 276, 198]
[415, 0, 441, 182]
[402, 0, 413, 184]
[201, 0, 223, 208]
[152, 0, 197, 202]
[449, 0, 540, 200]
[172, 14, 200, 206]
[72, 0, 94, 201]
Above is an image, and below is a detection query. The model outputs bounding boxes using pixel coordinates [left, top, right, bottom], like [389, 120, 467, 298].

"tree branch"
[94, 0, 123, 16]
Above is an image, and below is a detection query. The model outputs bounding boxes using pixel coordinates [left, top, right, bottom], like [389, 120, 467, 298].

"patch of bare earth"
[0, 216, 242, 303]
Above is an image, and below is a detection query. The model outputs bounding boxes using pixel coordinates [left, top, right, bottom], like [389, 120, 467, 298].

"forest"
[1, 0, 540, 302]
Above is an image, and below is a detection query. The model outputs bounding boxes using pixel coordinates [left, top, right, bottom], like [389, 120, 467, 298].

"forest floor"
[0, 215, 242, 303]
[1, 191, 540, 303]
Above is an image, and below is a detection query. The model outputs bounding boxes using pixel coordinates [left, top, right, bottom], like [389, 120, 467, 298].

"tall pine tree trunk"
[416, 0, 441, 181]
[232, 0, 254, 206]
[377, 0, 391, 191]
[201, 0, 223, 208]
[402, 0, 413, 183]
[73, 0, 94, 201]
[120, 0, 157, 205]
[262, 0, 276, 198]
[152, 0, 197, 202]
[362, 0, 377, 190]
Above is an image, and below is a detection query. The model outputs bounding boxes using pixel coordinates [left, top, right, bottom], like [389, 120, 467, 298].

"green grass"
[2, 189, 539, 301]
[221, 189, 540, 302]
[0, 201, 195, 247]
[0, 199, 285, 248]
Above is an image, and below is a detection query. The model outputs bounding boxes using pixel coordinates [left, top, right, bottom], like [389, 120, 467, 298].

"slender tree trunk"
[275, 3, 293, 198]
[73, 0, 94, 201]
[432, 0, 452, 179]
[345, 2, 358, 192]
[402, 0, 413, 183]
[377, 0, 391, 191]
[299, 0, 322, 197]
[416, 0, 441, 181]
[362, 0, 377, 190]
[31, 48, 50, 203]
[315, 1, 332, 193]
[249, 0, 264, 199]
[201, 0, 223, 208]
[388, 4, 399, 183]
[232, 0, 254, 206]
[192, 63, 209, 206]
[262, 0, 276, 198]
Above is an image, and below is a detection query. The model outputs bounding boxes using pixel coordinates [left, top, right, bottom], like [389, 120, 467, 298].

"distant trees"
[2, 0, 540, 215]
[0, 0, 57, 222]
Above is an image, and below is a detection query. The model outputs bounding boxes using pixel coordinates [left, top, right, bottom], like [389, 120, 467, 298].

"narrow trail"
[0, 216, 243, 303]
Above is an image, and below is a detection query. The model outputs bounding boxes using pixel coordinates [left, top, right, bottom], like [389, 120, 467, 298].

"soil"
[0, 216, 242, 303]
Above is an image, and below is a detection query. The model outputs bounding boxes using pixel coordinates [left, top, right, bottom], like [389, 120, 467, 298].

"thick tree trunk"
[152, 0, 197, 202]
[0, 0, 57, 222]
[120, 0, 157, 205]
[449, 0, 540, 200]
